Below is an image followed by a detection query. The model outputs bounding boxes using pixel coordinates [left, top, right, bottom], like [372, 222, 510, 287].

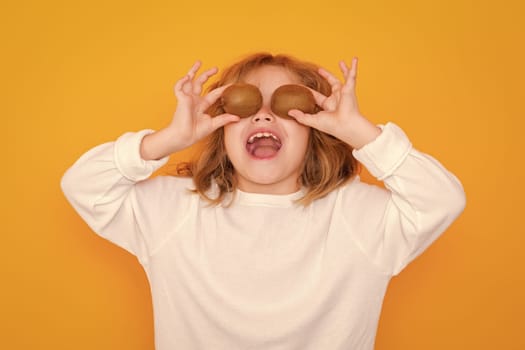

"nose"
[251, 105, 275, 123]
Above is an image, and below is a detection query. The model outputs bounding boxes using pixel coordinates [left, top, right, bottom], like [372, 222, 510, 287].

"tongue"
[249, 138, 280, 158]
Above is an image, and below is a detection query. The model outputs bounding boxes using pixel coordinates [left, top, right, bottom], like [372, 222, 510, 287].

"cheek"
[292, 125, 311, 151]
[223, 125, 243, 157]
[294, 128, 311, 161]
[297, 135, 310, 161]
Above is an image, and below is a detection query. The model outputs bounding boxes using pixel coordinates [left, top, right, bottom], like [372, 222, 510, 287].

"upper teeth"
[248, 132, 279, 144]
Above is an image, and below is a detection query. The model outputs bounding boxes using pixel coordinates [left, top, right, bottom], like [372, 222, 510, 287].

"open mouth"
[245, 131, 282, 159]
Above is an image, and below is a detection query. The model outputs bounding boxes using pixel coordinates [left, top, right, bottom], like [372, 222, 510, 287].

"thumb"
[287, 109, 319, 129]
[210, 113, 241, 131]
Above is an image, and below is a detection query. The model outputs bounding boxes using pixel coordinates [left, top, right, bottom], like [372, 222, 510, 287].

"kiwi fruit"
[270, 84, 316, 119]
[220, 83, 263, 118]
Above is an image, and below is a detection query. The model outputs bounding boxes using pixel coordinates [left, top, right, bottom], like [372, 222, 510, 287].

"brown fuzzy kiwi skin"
[220, 83, 263, 118]
[270, 84, 317, 119]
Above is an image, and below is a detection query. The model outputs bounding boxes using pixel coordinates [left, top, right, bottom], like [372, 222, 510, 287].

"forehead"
[241, 65, 301, 89]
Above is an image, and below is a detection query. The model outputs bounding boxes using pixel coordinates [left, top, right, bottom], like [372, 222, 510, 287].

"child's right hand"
[140, 61, 239, 160]
[171, 60, 240, 148]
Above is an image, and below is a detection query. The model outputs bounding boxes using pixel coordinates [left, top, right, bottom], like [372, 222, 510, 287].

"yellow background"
[2, 0, 523, 348]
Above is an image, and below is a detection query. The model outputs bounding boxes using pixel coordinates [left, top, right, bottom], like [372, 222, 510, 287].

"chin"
[236, 169, 301, 194]
[244, 171, 282, 186]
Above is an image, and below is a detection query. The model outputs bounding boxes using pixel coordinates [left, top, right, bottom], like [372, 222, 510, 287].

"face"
[223, 65, 311, 194]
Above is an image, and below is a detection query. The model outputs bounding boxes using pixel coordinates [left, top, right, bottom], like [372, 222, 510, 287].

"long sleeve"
[60, 129, 171, 265]
[343, 122, 466, 276]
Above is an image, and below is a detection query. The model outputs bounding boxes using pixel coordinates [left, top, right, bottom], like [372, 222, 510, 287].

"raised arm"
[290, 57, 466, 275]
[346, 122, 466, 275]
[61, 130, 169, 264]
[61, 60, 239, 264]
[140, 60, 239, 160]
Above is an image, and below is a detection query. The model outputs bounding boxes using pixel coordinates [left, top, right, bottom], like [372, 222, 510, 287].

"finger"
[350, 57, 358, 79]
[186, 60, 202, 80]
[341, 58, 357, 93]
[203, 83, 233, 104]
[210, 113, 241, 130]
[304, 86, 329, 107]
[174, 75, 191, 99]
[287, 109, 320, 129]
[339, 60, 349, 78]
[200, 83, 233, 106]
[181, 61, 202, 94]
[197, 83, 235, 114]
[193, 66, 219, 95]
[303, 86, 340, 111]
[318, 67, 343, 90]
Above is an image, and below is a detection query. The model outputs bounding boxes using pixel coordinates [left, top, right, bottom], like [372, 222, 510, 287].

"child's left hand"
[288, 57, 378, 148]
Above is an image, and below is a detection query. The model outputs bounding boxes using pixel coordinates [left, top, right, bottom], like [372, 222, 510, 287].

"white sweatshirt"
[61, 122, 466, 349]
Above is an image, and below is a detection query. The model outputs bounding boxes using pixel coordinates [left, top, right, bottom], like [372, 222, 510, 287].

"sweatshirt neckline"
[234, 188, 305, 207]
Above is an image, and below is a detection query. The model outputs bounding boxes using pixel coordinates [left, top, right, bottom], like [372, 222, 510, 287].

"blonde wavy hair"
[176, 52, 361, 205]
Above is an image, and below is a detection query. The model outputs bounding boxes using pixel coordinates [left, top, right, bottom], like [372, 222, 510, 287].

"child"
[61, 52, 466, 349]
